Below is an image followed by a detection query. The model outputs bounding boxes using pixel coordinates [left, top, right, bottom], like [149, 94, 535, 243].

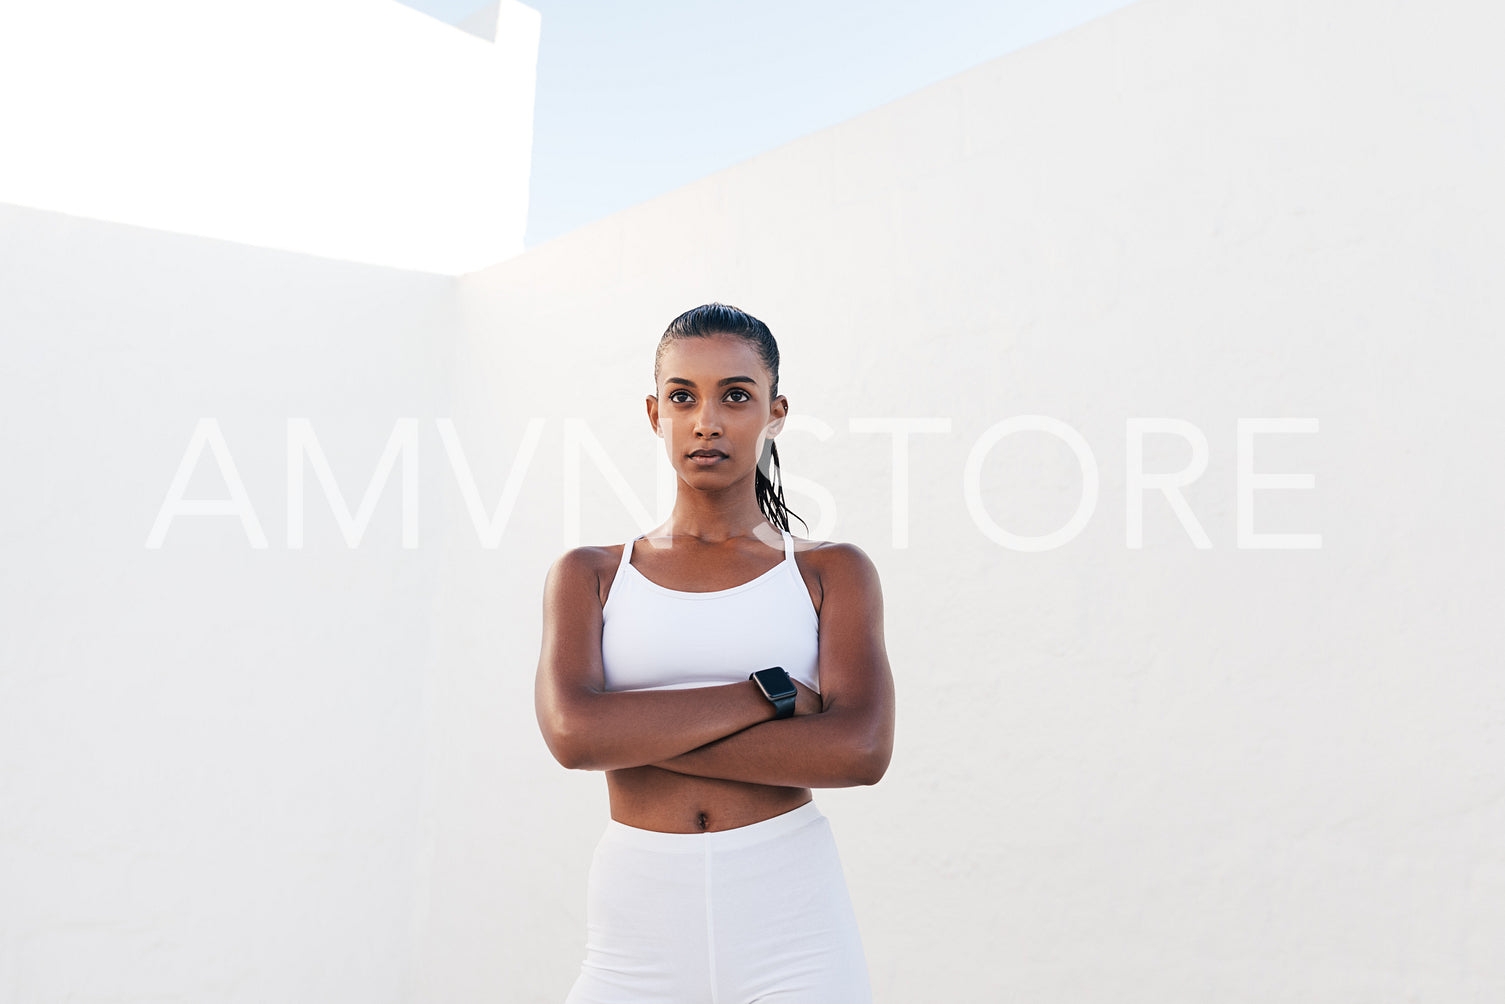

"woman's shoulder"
[543, 542, 625, 587]
[543, 542, 636, 611]
[787, 535, 881, 585]
[548, 542, 614, 567]
[788, 532, 871, 558]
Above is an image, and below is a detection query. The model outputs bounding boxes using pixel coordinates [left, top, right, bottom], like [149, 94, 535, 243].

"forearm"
[540, 681, 777, 772]
[650, 709, 889, 788]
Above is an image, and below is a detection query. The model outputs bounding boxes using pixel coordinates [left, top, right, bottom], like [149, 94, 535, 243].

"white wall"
[3, 0, 1502, 1000]
[0, 204, 456, 1002]
[0, 0, 539, 275]
[435, 0, 1505, 1000]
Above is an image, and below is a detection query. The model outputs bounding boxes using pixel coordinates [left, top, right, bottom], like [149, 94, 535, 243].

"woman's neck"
[656, 490, 774, 545]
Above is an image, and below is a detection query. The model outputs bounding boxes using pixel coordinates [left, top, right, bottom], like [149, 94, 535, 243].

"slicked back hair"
[655, 303, 808, 535]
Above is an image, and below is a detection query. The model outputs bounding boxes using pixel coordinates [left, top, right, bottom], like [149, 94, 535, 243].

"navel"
[696, 811, 709, 831]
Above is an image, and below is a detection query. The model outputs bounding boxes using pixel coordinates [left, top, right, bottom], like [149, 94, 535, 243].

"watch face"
[753, 667, 797, 700]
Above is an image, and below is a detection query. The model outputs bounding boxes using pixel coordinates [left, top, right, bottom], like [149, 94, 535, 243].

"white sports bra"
[600, 528, 820, 693]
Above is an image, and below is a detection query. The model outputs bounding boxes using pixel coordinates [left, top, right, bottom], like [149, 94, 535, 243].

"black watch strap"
[749, 667, 797, 720]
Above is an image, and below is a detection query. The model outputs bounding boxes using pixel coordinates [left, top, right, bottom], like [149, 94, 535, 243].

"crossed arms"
[534, 542, 895, 789]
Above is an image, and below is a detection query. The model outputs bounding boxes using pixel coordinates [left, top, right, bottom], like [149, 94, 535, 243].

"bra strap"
[617, 534, 641, 577]
[781, 527, 795, 563]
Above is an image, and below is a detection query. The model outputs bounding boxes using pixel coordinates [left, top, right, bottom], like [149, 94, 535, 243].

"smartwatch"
[749, 667, 797, 720]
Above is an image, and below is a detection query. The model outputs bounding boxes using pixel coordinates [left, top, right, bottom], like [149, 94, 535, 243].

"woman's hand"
[792, 678, 823, 717]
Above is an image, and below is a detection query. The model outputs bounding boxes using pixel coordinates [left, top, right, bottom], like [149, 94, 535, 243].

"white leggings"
[564, 800, 873, 1003]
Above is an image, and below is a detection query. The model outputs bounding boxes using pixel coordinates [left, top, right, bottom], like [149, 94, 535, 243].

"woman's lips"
[689, 452, 726, 466]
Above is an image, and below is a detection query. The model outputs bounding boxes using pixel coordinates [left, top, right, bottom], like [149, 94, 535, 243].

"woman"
[535, 302, 896, 1003]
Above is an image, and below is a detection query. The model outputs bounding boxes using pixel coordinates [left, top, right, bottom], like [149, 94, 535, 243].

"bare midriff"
[606, 767, 812, 833]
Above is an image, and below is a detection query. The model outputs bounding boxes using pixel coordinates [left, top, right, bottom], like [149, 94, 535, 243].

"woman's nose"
[692, 403, 722, 435]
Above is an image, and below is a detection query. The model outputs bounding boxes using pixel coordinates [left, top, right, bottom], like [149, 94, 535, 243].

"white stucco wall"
[0, 206, 456, 1002]
[0, 0, 539, 274]
[435, 0, 1505, 1000]
[3, 0, 1501, 1001]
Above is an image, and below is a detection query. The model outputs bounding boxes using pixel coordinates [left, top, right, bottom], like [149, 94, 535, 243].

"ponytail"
[756, 438, 807, 535]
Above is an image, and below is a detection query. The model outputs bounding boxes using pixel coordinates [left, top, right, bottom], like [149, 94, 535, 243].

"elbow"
[540, 709, 595, 771]
[549, 736, 601, 772]
[848, 738, 892, 787]
[543, 732, 584, 771]
[851, 759, 888, 788]
[827, 711, 892, 787]
[550, 741, 590, 772]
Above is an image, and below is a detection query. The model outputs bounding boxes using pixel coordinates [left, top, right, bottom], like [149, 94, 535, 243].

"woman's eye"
[669, 391, 692, 403]
[727, 390, 750, 402]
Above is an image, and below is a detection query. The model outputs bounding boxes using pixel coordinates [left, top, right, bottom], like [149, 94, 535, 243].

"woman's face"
[649, 334, 787, 486]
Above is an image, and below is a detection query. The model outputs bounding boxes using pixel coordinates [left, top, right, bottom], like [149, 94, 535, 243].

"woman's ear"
[764, 395, 789, 437]
[646, 394, 661, 436]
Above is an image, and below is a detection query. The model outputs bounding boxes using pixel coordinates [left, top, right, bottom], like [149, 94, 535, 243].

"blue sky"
[399, 0, 1139, 248]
